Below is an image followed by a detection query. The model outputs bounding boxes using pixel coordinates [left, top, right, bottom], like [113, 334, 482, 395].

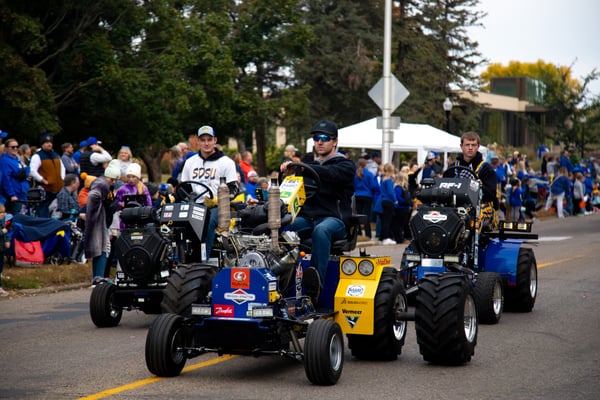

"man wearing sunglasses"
[280, 120, 355, 307]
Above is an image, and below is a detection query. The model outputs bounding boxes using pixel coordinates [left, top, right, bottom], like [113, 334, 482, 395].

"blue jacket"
[0, 153, 30, 200]
[354, 168, 377, 198]
[550, 175, 570, 195]
[559, 155, 573, 173]
[394, 185, 412, 209]
[373, 177, 395, 213]
[509, 186, 523, 207]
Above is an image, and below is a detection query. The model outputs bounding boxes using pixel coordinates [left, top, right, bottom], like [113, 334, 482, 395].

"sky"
[469, 0, 600, 97]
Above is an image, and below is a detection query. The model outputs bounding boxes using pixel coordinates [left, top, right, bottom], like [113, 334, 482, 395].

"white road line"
[537, 236, 572, 241]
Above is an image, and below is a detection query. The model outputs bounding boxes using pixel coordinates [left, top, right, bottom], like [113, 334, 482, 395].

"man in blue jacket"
[281, 120, 355, 307]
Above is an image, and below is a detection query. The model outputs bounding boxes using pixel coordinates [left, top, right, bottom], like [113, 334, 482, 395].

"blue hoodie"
[354, 167, 377, 198]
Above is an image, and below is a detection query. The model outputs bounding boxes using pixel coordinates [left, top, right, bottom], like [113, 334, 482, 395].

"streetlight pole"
[580, 114, 586, 160]
[443, 97, 453, 133]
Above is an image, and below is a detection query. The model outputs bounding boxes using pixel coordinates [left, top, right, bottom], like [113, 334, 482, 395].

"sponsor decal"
[375, 256, 392, 265]
[423, 211, 448, 223]
[231, 268, 250, 289]
[439, 182, 462, 189]
[213, 304, 234, 317]
[224, 289, 256, 305]
[340, 298, 368, 305]
[345, 316, 360, 328]
[342, 308, 362, 315]
[346, 285, 366, 297]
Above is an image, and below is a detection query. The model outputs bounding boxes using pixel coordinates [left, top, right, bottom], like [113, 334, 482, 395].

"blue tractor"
[401, 164, 538, 351]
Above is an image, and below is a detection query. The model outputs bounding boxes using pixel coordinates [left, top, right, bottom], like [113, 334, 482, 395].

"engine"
[220, 230, 300, 291]
[410, 206, 472, 258]
[115, 226, 170, 282]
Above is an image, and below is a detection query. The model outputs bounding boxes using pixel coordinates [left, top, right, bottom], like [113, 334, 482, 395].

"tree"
[394, 0, 485, 132]
[295, 0, 382, 132]
[226, 0, 313, 175]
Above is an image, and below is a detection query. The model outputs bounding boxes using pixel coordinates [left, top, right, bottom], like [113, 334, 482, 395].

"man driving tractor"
[451, 131, 499, 230]
[280, 120, 355, 306]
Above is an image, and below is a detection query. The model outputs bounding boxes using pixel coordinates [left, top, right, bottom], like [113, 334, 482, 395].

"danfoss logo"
[423, 212, 448, 223]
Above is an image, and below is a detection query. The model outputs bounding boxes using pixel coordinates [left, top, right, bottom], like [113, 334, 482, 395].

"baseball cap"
[79, 140, 87, 148]
[371, 151, 380, 158]
[0, 130, 7, 139]
[310, 120, 338, 138]
[197, 125, 216, 137]
[248, 170, 258, 178]
[426, 151, 436, 160]
[87, 136, 102, 145]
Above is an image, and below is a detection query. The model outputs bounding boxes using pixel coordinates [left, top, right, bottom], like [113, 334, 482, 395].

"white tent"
[306, 117, 486, 164]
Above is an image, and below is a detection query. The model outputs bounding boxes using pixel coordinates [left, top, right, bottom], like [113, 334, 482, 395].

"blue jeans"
[204, 208, 218, 261]
[92, 252, 107, 282]
[288, 216, 347, 286]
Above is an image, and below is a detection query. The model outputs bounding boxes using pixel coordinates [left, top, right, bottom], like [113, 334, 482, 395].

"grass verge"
[2, 262, 91, 290]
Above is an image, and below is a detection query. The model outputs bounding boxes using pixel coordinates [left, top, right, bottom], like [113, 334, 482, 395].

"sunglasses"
[313, 134, 333, 143]
[8, 146, 19, 149]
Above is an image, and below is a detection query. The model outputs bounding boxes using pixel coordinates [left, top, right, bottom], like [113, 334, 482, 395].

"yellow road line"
[537, 257, 579, 269]
[78, 354, 237, 400]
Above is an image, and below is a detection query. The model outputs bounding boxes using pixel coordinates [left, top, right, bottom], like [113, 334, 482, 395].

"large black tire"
[304, 319, 344, 386]
[161, 263, 217, 316]
[505, 247, 537, 312]
[89, 283, 123, 327]
[347, 268, 407, 360]
[145, 313, 187, 377]
[415, 273, 477, 365]
[474, 272, 503, 324]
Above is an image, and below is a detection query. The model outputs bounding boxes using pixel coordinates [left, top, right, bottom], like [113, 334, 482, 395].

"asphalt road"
[1, 214, 599, 399]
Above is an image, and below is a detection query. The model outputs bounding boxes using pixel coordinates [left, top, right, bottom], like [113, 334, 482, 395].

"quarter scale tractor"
[401, 165, 538, 349]
[144, 163, 490, 385]
[89, 183, 215, 327]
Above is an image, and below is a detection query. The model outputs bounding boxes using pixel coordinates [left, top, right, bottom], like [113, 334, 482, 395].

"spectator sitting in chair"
[53, 173, 81, 221]
[280, 120, 355, 307]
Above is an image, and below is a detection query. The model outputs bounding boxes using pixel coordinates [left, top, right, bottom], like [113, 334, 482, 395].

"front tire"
[304, 319, 344, 386]
[161, 263, 217, 316]
[415, 273, 477, 365]
[145, 313, 187, 377]
[505, 248, 537, 312]
[474, 272, 503, 324]
[90, 283, 122, 327]
[347, 268, 407, 360]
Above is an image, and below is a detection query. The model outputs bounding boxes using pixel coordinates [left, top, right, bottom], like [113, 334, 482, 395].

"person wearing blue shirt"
[373, 163, 397, 245]
[544, 167, 570, 218]
[559, 150, 573, 173]
[354, 158, 377, 238]
[0, 138, 30, 215]
[393, 172, 412, 243]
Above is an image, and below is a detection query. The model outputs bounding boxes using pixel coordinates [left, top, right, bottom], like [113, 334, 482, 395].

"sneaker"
[382, 238, 397, 245]
[0, 288, 9, 297]
[303, 267, 321, 307]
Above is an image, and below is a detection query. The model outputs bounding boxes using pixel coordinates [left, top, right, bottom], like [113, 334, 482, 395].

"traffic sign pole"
[382, 0, 392, 165]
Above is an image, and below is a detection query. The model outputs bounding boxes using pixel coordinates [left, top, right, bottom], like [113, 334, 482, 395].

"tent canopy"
[306, 117, 486, 163]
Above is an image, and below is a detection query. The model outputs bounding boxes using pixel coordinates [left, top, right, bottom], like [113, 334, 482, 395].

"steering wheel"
[442, 165, 478, 180]
[175, 180, 214, 202]
[282, 162, 321, 199]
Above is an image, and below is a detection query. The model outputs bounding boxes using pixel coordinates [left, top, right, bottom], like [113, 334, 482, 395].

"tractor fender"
[480, 239, 522, 286]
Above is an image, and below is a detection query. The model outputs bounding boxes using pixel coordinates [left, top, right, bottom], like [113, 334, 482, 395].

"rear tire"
[415, 273, 477, 365]
[474, 272, 503, 324]
[90, 283, 122, 327]
[505, 248, 537, 312]
[145, 313, 187, 377]
[304, 319, 344, 386]
[161, 263, 217, 316]
[348, 268, 407, 360]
